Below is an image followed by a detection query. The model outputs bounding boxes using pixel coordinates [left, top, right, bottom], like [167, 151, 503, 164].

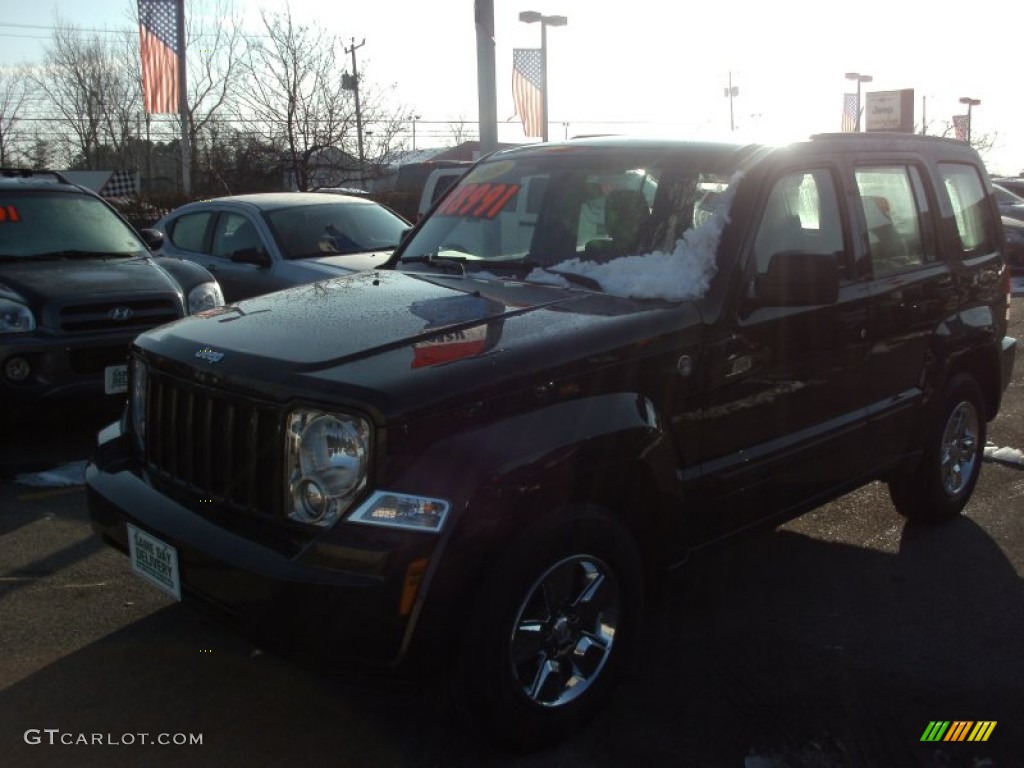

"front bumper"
[1, 330, 140, 408]
[86, 420, 438, 670]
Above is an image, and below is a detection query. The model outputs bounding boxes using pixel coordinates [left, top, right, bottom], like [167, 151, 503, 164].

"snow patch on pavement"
[983, 443, 1024, 467]
[14, 460, 88, 488]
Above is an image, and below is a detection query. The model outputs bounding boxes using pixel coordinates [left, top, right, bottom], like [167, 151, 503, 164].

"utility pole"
[343, 38, 366, 170]
[723, 72, 738, 132]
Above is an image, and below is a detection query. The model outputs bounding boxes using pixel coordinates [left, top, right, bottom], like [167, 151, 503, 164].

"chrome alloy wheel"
[508, 555, 621, 708]
[940, 399, 980, 497]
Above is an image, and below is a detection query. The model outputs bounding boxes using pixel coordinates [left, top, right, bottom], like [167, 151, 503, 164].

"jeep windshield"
[396, 143, 743, 301]
[0, 191, 149, 259]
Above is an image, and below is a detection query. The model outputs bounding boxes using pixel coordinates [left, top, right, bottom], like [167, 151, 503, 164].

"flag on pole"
[953, 114, 969, 141]
[841, 93, 859, 132]
[512, 48, 543, 138]
[138, 0, 181, 114]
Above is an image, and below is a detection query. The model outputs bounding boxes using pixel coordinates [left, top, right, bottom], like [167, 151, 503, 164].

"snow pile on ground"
[14, 460, 88, 487]
[983, 443, 1024, 466]
[529, 172, 743, 302]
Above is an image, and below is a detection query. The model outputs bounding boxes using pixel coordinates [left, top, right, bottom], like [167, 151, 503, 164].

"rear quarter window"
[938, 163, 997, 257]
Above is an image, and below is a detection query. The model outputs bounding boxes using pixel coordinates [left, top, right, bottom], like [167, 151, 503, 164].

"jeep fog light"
[348, 491, 450, 533]
[286, 411, 369, 527]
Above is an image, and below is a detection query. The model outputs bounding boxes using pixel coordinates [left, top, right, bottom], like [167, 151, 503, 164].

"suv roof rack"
[0, 168, 74, 185]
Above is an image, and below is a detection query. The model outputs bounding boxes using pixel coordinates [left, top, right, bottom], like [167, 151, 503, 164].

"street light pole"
[959, 97, 981, 145]
[845, 71, 873, 132]
[519, 10, 567, 142]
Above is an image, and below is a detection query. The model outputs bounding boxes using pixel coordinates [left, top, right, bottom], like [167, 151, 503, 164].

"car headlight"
[286, 410, 370, 527]
[187, 281, 224, 314]
[0, 298, 35, 333]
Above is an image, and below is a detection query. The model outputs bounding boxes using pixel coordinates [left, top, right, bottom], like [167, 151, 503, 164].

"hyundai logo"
[108, 306, 134, 321]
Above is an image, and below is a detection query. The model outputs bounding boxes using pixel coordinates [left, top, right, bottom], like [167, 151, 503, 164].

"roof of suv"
[488, 132, 982, 161]
[0, 167, 88, 192]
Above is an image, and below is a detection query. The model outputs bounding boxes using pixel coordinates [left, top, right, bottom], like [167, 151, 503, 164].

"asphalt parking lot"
[0, 293, 1021, 768]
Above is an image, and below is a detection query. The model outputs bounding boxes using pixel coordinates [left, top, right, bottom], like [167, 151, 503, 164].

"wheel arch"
[398, 391, 685, 664]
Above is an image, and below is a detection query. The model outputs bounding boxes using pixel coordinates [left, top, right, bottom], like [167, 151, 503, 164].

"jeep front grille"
[140, 369, 283, 517]
[60, 298, 180, 333]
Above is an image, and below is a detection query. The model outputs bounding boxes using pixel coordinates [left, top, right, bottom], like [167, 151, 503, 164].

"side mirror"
[139, 228, 164, 251]
[231, 247, 271, 267]
[754, 251, 839, 306]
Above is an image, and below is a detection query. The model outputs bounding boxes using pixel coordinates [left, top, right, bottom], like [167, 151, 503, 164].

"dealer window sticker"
[436, 182, 520, 219]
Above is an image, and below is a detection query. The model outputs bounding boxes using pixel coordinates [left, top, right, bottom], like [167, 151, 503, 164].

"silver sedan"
[154, 192, 409, 302]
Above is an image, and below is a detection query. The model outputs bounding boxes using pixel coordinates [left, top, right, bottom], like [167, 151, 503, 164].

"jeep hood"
[137, 270, 700, 418]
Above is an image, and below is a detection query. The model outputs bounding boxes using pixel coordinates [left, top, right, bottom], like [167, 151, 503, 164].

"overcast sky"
[2, 0, 1021, 174]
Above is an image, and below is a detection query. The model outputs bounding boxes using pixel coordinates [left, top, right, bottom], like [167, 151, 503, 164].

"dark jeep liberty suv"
[87, 134, 1017, 750]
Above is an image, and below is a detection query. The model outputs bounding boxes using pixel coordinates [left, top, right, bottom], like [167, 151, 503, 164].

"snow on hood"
[526, 171, 743, 302]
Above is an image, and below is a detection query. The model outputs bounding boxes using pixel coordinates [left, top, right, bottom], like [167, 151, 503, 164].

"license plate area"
[127, 524, 181, 601]
[104, 364, 128, 394]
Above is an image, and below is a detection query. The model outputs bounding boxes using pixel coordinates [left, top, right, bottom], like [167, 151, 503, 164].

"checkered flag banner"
[100, 170, 139, 198]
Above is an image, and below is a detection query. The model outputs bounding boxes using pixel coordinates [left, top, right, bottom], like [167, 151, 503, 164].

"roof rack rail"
[0, 167, 74, 184]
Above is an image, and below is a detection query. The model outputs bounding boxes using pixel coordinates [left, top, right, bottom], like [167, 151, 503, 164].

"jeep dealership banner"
[865, 89, 915, 133]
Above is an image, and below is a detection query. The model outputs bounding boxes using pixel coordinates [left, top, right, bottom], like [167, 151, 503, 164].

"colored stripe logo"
[921, 721, 997, 742]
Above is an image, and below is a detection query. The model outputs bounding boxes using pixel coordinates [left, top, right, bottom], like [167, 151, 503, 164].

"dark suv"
[86, 135, 1016, 750]
[0, 169, 223, 415]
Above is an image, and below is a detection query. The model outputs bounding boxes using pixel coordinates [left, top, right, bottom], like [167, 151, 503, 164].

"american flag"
[953, 114, 969, 141]
[841, 93, 859, 132]
[512, 48, 543, 138]
[138, 0, 181, 114]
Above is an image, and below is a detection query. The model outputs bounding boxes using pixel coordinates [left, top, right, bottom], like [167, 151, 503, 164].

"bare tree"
[239, 8, 353, 190]
[239, 7, 412, 190]
[0, 66, 31, 166]
[448, 115, 477, 147]
[32, 19, 141, 170]
[183, 0, 245, 185]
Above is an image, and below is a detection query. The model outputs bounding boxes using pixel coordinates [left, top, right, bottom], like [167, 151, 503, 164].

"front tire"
[888, 373, 986, 523]
[459, 508, 644, 752]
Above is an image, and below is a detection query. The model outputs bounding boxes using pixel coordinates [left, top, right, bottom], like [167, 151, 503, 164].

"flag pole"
[176, 0, 190, 195]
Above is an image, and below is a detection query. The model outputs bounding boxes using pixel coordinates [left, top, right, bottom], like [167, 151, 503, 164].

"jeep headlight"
[286, 410, 370, 527]
[0, 299, 35, 333]
[187, 281, 224, 314]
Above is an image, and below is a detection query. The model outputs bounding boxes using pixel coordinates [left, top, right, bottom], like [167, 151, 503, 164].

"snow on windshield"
[526, 171, 743, 302]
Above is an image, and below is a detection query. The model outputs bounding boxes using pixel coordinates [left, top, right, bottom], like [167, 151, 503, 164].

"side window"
[211, 213, 264, 259]
[167, 212, 212, 252]
[854, 166, 926, 276]
[938, 163, 997, 257]
[753, 169, 844, 275]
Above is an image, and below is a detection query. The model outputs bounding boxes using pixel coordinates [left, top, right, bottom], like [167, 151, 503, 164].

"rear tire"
[888, 373, 986, 523]
[457, 507, 644, 752]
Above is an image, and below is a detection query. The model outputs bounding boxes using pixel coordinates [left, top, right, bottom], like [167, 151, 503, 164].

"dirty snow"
[14, 460, 88, 487]
[528, 172, 742, 302]
[983, 443, 1024, 467]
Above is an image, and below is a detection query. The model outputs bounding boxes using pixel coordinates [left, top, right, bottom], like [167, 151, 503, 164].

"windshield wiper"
[400, 253, 466, 275]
